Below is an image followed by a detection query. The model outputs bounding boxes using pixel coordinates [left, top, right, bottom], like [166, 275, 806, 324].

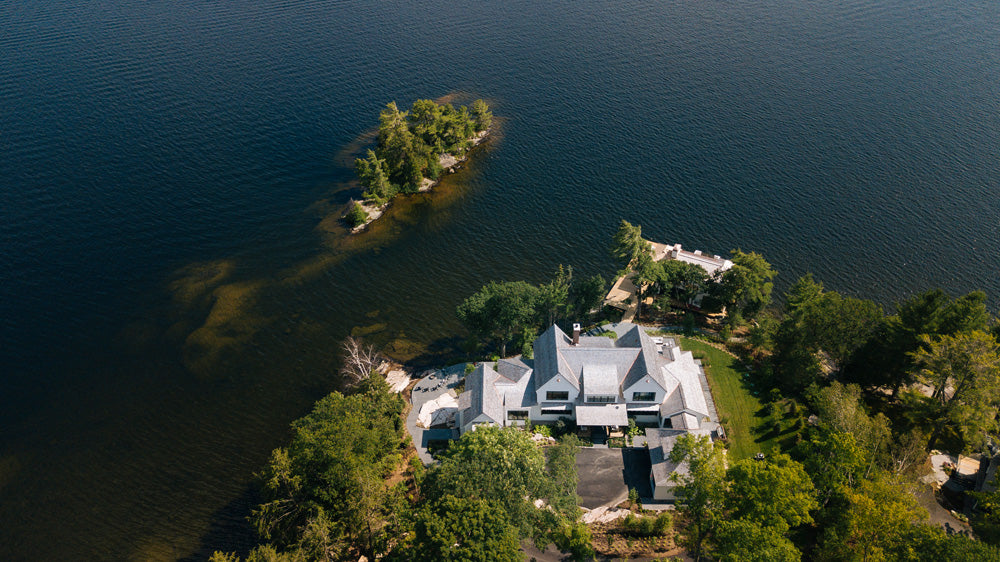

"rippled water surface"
[2, 0, 998, 559]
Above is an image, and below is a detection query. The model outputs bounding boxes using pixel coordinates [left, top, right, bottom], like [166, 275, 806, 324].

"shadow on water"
[404, 334, 469, 371]
[180, 485, 260, 561]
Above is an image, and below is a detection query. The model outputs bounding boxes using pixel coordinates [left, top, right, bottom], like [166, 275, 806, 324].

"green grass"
[678, 338, 775, 460]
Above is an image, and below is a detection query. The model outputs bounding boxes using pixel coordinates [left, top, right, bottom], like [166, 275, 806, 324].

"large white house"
[455, 322, 720, 499]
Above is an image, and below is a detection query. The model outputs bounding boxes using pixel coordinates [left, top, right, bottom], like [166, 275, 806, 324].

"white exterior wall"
[504, 407, 530, 427]
[651, 478, 678, 501]
[536, 377, 580, 404]
[460, 413, 500, 435]
[623, 377, 665, 405]
[529, 405, 575, 422]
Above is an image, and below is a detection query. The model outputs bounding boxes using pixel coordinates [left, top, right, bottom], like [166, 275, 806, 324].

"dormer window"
[585, 395, 616, 403]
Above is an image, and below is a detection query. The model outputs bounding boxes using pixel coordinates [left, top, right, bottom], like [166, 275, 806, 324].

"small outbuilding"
[645, 427, 714, 501]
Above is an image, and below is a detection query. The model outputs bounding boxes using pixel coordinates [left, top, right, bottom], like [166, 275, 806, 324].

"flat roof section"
[576, 404, 628, 427]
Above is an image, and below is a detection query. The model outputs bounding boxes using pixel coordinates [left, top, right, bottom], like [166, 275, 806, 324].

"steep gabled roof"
[497, 357, 533, 382]
[495, 359, 536, 409]
[618, 325, 668, 391]
[462, 363, 504, 428]
[533, 324, 580, 390]
[560, 347, 640, 388]
[660, 347, 710, 418]
[582, 364, 620, 396]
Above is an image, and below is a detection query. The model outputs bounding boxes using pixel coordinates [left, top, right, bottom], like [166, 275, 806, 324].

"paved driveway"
[576, 447, 653, 509]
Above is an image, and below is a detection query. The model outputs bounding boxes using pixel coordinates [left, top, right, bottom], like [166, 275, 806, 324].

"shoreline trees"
[456, 266, 606, 358]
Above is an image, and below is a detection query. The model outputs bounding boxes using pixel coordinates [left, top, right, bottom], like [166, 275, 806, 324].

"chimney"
[572, 323, 581, 345]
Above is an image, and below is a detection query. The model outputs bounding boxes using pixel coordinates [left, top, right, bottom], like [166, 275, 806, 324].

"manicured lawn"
[678, 338, 773, 460]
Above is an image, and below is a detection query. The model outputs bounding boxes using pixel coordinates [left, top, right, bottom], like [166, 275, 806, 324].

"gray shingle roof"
[618, 325, 668, 391]
[497, 357, 533, 381]
[660, 348, 710, 418]
[533, 324, 671, 395]
[463, 363, 504, 429]
[646, 427, 714, 486]
[561, 347, 640, 386]
[533, 324, 579, 390]
[582, 364, 620, 396]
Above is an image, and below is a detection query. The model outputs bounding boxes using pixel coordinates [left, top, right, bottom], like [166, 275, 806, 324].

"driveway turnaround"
[576, 447, 654, 509]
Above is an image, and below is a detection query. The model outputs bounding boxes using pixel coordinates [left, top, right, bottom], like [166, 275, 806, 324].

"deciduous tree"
[408, 495, 522, 562]
[668, 433, 728, 561]
[712, 519, 801, 562]
[715, 249, 776, 326]
[816, 476, 927, 562]
[456, 281, 540, 357]
[912, 330, 1000, 450]
[724, 453, 817, 534]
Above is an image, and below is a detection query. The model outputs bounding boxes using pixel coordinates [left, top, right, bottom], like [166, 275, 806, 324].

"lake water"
[2, 0, 998, 558]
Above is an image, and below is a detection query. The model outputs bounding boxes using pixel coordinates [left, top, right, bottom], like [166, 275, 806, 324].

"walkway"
[405, 363, 466, 464]
[604, 274, 640, 322]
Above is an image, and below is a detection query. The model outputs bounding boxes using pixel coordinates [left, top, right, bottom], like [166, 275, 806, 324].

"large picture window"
[546, 391, 569, 401]
[507, 410, 528, 420]
[632, 391, 656, 402]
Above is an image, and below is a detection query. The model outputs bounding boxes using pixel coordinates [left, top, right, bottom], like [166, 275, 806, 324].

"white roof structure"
[660, 346, 711, 420]
[577, 404, 628, 427]
[458, 323, 716, 433]
[650, 242, 733, 276]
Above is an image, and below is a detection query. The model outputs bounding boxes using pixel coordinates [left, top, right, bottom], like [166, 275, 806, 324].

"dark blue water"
[2, 0, 998, 558]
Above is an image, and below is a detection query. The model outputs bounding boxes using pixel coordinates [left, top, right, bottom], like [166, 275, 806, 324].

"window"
[546, 391, 569, 401]
[586, 395, 616, 403]
[632, 391, 656, 402]
[541, 408, 572, 416]
[507, 410, 528, 420]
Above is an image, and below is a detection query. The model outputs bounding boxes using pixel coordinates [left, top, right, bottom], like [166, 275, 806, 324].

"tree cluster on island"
[347, 99, 492, 228]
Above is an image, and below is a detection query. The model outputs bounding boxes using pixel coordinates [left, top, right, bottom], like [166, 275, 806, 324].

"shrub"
[408, 455, 425, 481]
[683, 312, 696, 335]
[553, 523, 596, 561]
[346, 201, 368, 227]
[620, 512, 671, 537]
[628, 488, 641, 510]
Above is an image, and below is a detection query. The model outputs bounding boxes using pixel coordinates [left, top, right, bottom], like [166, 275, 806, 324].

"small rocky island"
[346, 98, 492, 231]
